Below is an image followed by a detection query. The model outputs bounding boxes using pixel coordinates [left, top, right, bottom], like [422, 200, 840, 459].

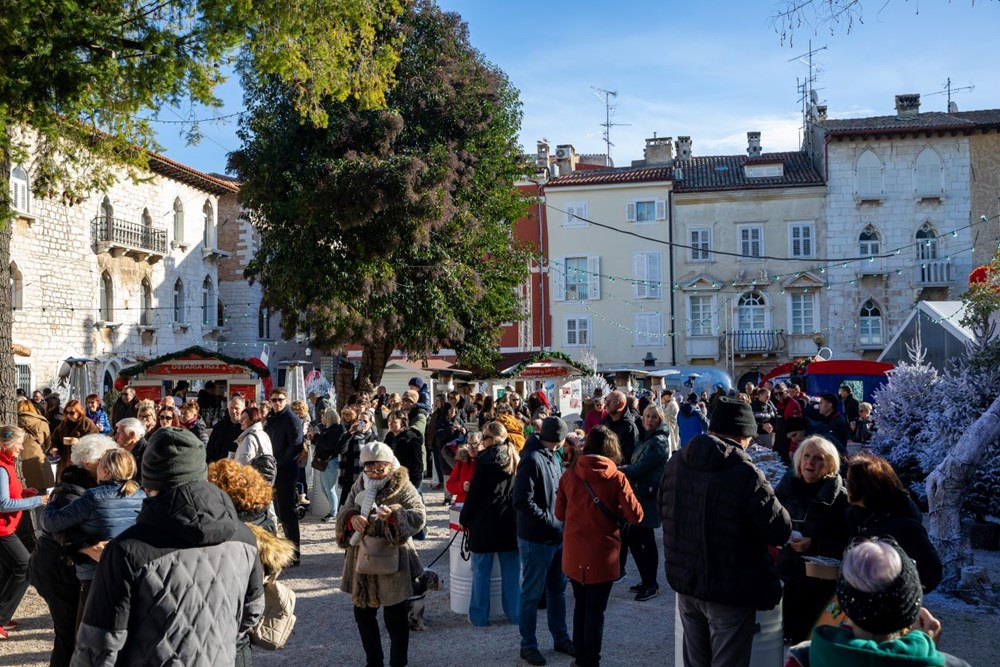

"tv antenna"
[592, 87, 630, 167]
[789, 41, 827, 150]
[923, 77, 975, 111]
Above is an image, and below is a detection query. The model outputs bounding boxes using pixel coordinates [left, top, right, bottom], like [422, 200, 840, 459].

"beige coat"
[17, 407, 55, 490]
[335, 467, 426, 608]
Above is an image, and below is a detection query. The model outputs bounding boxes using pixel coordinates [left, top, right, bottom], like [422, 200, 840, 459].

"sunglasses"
[270, 397, 286, 403]
[158, 414, 174, 422]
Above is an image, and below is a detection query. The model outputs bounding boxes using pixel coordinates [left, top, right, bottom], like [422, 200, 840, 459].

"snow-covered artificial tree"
[870, 336, 942, 504]
[577, 349, 610, 398]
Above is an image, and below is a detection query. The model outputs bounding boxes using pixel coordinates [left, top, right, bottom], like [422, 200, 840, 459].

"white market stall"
[117, 345, 269, 405]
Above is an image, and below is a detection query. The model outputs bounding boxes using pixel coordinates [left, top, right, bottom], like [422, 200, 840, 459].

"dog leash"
[425, 527, 468, 569]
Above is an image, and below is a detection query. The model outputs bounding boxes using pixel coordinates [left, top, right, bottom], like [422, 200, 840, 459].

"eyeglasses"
[270, 397, 286, 404]
[158, 415, 174, 422]
[363, 462, 391, 472]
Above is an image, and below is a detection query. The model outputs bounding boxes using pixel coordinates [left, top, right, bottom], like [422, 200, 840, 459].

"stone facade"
[10, 152, 236, 397]
[970, 132, 1000, 270]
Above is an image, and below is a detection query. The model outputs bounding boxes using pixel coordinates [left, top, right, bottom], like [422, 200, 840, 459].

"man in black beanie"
[658, 397, 791, 667]
[74, 428, 264, 665]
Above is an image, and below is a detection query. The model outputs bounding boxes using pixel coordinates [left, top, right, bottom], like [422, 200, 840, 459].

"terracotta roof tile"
[821, 109, 1000, 136]
[545, 165, 672, 187]
[147, 152, 240, 195]
[673, 152, 823, 192]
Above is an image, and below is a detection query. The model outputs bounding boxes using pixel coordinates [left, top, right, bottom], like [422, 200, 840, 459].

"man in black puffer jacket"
[73, 428, 264, 666]
[659, 397, 791, 667]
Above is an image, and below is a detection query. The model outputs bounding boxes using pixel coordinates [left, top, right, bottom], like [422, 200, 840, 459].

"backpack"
[250, 574, 297, 650]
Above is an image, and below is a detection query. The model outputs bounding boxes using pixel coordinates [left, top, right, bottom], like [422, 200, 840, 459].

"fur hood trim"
[247, 522, 296, 576]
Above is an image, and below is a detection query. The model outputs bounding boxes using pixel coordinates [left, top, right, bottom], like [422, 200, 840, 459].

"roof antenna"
[591, 87, 630, 167]
[923, 77, 975, 112]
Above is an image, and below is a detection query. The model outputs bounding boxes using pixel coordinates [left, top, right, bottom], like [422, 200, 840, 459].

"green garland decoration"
[497, 350, 595, 379]
[119, 345, 271, 379]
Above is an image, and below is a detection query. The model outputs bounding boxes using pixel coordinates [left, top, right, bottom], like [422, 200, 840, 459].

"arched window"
[201, 276, 214, 325]
[203, 200, 215, 248]
[860, 300, 883, 346]
[10, 165, 30, 214]
[859, 225, 880, 256]
[914, 148, 942, 196]
[10, 262, 23, 311]
[856, 150, 882, 198]
[737, 291, 767, 331]
[258, 306, 271, 340]
[916, 222, 937, 261]
[173, 197, 184, 243]
[173, 278, 185, 323]
[100, 271, 114, 321]
[140, 278, 153, 326]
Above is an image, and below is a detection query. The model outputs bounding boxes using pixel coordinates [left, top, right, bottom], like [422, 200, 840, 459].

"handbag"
[355, 535, 400, 575]
[581, 480, 630, 531]
[310, 456, 329, 472]
[250, 575, 297, 650]
[633, 479, 658, 498]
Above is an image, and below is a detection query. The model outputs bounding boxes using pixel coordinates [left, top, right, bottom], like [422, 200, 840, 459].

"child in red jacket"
[446, 433, 482, 504]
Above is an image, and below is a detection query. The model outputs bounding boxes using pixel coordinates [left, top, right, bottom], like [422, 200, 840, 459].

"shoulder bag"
[355, 535, 400, 575]
[581, 479, 629, 531]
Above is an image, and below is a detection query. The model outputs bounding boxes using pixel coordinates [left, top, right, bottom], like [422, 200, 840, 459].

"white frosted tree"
[578, 349, 610, 398]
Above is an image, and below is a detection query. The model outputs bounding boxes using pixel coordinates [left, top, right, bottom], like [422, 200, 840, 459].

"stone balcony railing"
[916, 260, 951, 287]
[91, 216, 167, 263]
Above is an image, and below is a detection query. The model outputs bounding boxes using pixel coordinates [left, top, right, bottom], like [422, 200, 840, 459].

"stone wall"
[970, 132, 1000, 269]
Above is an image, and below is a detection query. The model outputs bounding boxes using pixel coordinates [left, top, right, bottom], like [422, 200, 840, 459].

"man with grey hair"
[660, 397, 791, 667]
[785, 538, 970, 666]
[207, 395, 246, 463]
[115, 418, 148, 483]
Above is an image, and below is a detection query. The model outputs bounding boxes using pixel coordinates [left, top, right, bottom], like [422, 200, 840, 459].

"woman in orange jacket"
[555, 426, 642, 667]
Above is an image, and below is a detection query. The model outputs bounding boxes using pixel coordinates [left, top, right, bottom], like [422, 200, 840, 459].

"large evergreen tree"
[0, 0, 409, 422]
[231, 0, 530, 390]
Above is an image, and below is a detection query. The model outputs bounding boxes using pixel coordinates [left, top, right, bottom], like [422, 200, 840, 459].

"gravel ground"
[3, 484, 998, 666]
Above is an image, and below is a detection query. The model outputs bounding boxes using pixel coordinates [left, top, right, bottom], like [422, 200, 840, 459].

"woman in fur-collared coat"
[336, 442, 426, 667]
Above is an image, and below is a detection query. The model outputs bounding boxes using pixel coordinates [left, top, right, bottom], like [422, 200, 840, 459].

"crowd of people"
[0, 376, 971, 667]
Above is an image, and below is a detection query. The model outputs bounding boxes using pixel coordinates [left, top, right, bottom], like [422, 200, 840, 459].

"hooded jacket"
[659, 432, 791, 610]
[72, 481, 264, 667]
[446, 446, 476, 504]
[513, 435, 564, 544]
[233, 421, 273, 466]
[784, 625, 971, 667]
[17, 405, 55, 490]
[556, 454, 642, 584]
[677, 403, 709, 449]
[497, 413, 526, 451]
[620, 423, 670, 529]
[459, 444, 518, 553]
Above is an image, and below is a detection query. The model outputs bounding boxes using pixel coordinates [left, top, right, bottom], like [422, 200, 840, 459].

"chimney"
[816, 105, 828, 122]
[536, 141, 550, 170]
[895, 94, 921, 120]
[555, 144, 578, 174]
[747, 131, 762, 158]
[644, 134, 673, 165]
[675, 136, 692, 161]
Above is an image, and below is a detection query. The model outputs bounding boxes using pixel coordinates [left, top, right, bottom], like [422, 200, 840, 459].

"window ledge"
[171, 240, 189, 251]
[916, 195, 943, 203]
[855, 195, 883, 204]
[202, 246, 232, 260]
[204, 326, 228, 337]
[859, 343, 885, 350]
[94, 320, 123, 330]
[14, 211, 36, 224]
[173, 322, 191, 333]
[138, 325, 158, 333]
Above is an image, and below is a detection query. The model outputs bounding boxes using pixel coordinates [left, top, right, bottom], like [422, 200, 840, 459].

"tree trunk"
[926, 394, 1000, 591]
[358, 337, 395, 392]
[0, 144, 17, 425]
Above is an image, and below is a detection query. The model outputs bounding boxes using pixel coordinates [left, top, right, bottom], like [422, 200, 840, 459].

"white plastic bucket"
[674, 594, 783, 667]
[448, 506, 503, 615]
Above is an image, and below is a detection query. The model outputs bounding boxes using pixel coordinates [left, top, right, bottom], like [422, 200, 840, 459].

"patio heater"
[65, 357, 95, 402]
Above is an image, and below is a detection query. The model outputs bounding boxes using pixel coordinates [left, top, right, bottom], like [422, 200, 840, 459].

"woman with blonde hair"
[495, 403, 526, 451]
[41, 447, 145, 629]
[459, 421, 521, 626]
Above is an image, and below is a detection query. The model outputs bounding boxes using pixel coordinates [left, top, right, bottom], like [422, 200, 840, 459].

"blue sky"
[154, 0, 1000, 175]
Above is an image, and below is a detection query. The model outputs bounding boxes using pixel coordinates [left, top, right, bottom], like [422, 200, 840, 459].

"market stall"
[495, 351, 593, 421]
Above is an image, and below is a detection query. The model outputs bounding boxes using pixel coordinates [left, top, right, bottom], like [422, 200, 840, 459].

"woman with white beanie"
[335, 442, 426, 667]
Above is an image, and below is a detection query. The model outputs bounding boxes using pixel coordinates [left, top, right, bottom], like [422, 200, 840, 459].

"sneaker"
[613, 572, 628, 584]
[297, 494, 311, 506]
[443, 497, 453, 506]
[432, 483, 444, 490]
[321, 513, 336, 523]
[628, 583, 643, 592]
[1, 620, 16, 630]
[520, 647, 546, 666]
[635, 586, 659, 602]
[553, 640, 576, 657]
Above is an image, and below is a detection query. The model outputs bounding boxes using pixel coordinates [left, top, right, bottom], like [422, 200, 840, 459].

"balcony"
[916, 260, 951, 287]
[91, 217, 167, 263]
[724, 330, 786, 356]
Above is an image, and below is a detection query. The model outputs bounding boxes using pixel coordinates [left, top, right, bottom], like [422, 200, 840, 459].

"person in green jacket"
[785, 537, 970, 667]
[619, 404, 669, 602]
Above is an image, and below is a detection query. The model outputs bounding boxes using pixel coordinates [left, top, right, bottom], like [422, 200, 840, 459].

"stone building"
[806, 94, 999, 358]
[10, 151, 237, 397]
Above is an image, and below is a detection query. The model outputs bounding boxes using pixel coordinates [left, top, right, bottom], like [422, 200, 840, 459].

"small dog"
[407, 569, 442, 631]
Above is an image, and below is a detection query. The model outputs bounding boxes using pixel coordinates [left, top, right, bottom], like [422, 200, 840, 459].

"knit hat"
[142, 427, 208, 491]
[708, 397, 758, 438]
[836, 539, 923, 635]
[360, 441, 395, 465]
[408, 377, 425, 390]
[402, 389, 419, 404]
[539, 417, 568, 443]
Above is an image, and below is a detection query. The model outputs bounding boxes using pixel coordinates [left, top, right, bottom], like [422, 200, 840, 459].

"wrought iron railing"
[91, 216, 168, 255]
[725, 329, 786, 354]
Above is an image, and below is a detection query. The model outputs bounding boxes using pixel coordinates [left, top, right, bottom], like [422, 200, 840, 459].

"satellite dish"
[948, 101, 959, 113]
[810, 90, 819, 105]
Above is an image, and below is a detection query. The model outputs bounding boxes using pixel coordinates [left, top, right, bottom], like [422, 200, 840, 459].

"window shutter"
[566, 318, 577, 345]
[581, 318, 591, 346]
[649, 253, 662, 298]
[802, 226, 812, 257]
[551, 256, 566, 301]
[588, 256, 601, 300]
[626, 202, 636, 222]
[633, 253, 647, 299]
[655, 200, 666, 220]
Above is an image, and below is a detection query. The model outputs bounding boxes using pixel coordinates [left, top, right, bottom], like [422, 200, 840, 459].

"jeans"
[354, 601, 409, 667]
[0, 534, 30, 625]
[677, 593, 756, 667]
[626, 525, 659, 587]
[431, 447, 446, 485]
[518, 539, 570, 650]
[469, 550, 520, 626]
[317, 461, 340, 517]
[570, 579, 613, 667]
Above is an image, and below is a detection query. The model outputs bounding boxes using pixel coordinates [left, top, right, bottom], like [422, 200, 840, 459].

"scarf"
[349, 457, 400, 546]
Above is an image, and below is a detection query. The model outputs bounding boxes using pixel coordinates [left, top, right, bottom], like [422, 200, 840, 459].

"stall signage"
[146, 361, 251, 376]
[518, 364, 571, 379]
[229, 384, 257, 403]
